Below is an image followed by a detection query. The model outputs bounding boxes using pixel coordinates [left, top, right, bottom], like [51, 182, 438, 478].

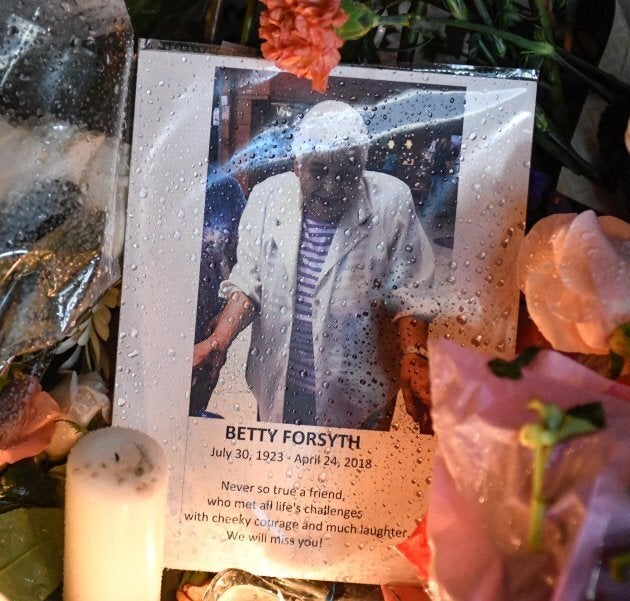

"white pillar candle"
[64, 427, 168, 601]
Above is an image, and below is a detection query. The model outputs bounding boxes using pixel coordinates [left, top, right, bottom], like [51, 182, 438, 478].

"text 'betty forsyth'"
[224, 425, 361, 449]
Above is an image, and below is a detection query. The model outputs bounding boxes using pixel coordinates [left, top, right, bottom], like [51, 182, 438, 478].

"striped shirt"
[285, 216, 337, 393]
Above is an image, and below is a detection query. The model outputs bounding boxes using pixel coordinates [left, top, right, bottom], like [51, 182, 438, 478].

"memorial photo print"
[189, 67, 465, 432]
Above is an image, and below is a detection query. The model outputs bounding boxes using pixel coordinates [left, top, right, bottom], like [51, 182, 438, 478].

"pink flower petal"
[0, 383, 60, 464]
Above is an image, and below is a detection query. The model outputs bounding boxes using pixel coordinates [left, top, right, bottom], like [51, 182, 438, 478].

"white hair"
[293, 100, 369, 158]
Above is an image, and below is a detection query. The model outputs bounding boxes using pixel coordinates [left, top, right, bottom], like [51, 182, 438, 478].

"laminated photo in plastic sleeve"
[115, 47, 537, 583]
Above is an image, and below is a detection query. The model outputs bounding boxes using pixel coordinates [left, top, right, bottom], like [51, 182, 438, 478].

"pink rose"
[0, 374, 60, 465]
[517, 211, 630, 354]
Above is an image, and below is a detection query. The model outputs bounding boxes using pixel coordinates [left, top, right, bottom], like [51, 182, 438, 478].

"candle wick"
[114, 452, 120, 463]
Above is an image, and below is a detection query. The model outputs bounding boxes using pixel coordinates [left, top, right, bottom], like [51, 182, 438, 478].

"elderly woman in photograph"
[193, 100, 436, 432]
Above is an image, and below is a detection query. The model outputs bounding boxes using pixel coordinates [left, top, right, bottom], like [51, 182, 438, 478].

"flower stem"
[531, 0, 554, 43]
[425, 17, 554, 56]
[530, 0, 570, 135]
[470, 0, 506, 57]
[424, 15, 630, 133]
[398, 0, 424, 62]
[443, 0, 470, 21]
[534, 106, 610, 188]
[239, 0, 258, 46]
[552, 48, 630, 102]
[378, 15, 416, 27]
[415, 14, 630, 104]
[529, 443, 550, 550]
[203, 0, 224, 44]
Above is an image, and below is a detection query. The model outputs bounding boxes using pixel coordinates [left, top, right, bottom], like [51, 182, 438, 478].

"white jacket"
[222, 170, 435, 430]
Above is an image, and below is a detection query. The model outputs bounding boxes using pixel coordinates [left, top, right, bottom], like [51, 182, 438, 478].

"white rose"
[46, 372, 111, 460]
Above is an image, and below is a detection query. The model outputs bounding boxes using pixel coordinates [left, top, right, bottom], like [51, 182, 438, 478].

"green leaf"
[527, 398, 564, 431]
[609, 322, 630, 359]
[519, 399, 606, 550]
[498, 0, 523, 29]
[430, 16, 554, 55]
[46, 466, 66, 509]
[563, 402, 606, 430]
[553, 414, 602, 441]
[0, 508, 63, 601]
[534, 107, 612, 192]
[521, 400, 606, 447]
[442, 0, 470, 20]
[519, 422, 546, 448]
[0, 461, 62, 514]
[56, 419, 87, 436]
[488, 346, 541, 379]
[337, 0, 379, 42]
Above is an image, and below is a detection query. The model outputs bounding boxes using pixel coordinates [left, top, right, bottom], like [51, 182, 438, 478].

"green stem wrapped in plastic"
[519, 399, 606, 550]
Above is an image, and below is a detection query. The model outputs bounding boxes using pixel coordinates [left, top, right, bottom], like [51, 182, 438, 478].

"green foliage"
[0, 461, 64, 515]
[520, 399, 606, 448]
[328, 0, 628, 214]
[609, 322, 630, 359]
[488, 346, 541, 379]
[494, 0, 522, 29]
[0, 508, 64, 601]
[338, 0, 380, 41]
[443, 0, 470, 20]
[519, 399, 605, 550]
[56, 420, 87, 436]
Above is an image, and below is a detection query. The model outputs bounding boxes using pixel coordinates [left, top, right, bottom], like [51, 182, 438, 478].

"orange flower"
[259, 0, 348, 93]
[0, 374, 60, 465]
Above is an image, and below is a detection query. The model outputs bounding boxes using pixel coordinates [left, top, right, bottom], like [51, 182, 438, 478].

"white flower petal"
[77, 324, 91, 347]
[60, 345, 82, 369]
[517, 211, 630, 354]
[54, 336, 79, 355]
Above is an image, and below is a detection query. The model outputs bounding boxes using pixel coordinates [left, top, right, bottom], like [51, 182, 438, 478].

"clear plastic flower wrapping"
[0, 0, 133, 372]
